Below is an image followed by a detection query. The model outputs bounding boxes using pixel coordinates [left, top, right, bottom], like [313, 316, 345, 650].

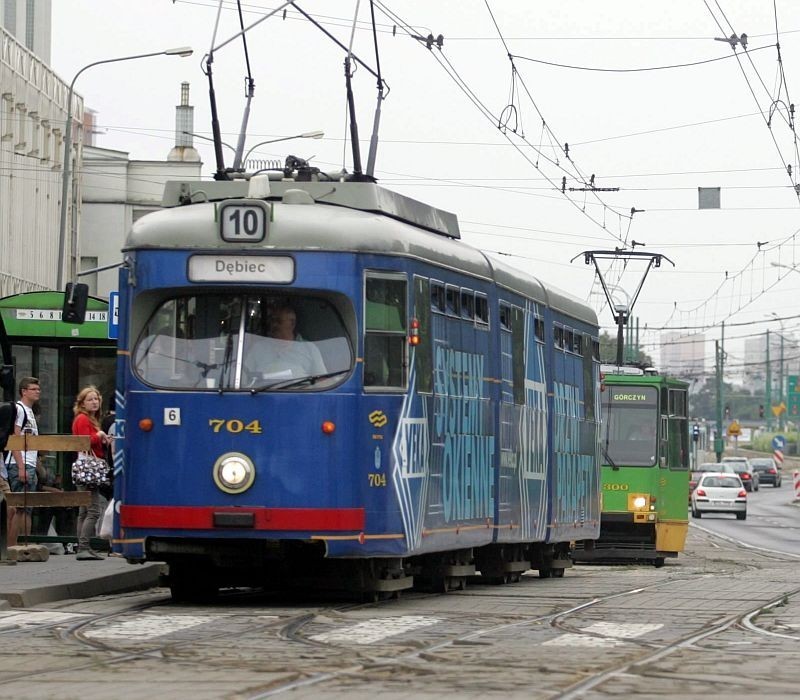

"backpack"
[0, 402, 27, 458]
[0, 402, 16, 456]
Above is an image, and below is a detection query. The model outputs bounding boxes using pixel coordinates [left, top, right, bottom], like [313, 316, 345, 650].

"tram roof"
[127, 179, 596, 327]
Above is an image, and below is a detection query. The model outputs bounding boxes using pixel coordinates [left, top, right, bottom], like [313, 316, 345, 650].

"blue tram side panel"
[112, 178, 601, 591]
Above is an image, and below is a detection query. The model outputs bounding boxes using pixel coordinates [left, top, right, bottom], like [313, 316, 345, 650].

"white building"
[0, 18, 81, 297]
[1, 0, 50, 64]
[80, 149, 202, 297]
[79, 83, 202, 298]
[660, 331, 705, 379]
[743, 331, 799, 392]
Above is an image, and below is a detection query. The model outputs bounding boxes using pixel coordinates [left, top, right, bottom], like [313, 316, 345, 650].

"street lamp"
[241, 130, 324, 166]
[56, 46, 194, 290]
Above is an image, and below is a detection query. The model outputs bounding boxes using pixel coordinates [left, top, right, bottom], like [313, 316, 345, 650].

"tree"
[599, 331, 653, 366]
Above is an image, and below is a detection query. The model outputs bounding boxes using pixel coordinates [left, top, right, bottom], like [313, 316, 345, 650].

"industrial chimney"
[168, 82, 200, 162]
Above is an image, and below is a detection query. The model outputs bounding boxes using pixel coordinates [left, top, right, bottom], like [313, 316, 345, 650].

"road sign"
[727, 420, 741, 437]
[772, 435, 786, 450]
[772, 402, 786, 417]
[107, 291, 119, 340]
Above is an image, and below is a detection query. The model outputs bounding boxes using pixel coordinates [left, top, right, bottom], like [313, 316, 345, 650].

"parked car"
[691, 472, 747, 520]
[689, 462, 736, 500]
[750, 457, 782, 487]
[721, 456, 759, 492]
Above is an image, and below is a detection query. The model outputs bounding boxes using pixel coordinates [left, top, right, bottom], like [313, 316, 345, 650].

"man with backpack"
[2, 377, 41, 547]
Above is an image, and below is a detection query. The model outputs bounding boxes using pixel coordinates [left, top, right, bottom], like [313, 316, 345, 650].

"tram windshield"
[132, 293, 353, 391]
[601, 386, 658, 467]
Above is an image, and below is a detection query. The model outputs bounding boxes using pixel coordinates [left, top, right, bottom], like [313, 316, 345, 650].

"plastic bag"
[99, 498, 114, 540]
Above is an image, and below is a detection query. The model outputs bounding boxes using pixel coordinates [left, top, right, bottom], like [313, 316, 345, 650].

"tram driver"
[244, 304, 327, 384]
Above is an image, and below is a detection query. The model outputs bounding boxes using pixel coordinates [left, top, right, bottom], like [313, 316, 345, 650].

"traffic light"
[724, 405, 731, 419]
[692, 424, 700, 442]
[759, 404, 765, 418]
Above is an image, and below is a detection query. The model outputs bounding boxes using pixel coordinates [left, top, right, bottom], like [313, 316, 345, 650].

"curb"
[0, 563, 165, 608]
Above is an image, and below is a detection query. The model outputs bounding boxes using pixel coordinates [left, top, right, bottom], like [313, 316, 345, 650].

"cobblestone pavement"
[0, 526, 798, 699]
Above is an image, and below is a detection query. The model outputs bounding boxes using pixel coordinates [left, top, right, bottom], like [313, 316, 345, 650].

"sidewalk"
[0, 552, 163, 608]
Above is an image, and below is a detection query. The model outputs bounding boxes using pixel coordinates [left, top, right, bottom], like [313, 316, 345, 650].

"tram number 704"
[208, 418, 263, 434]
[368, 473, 387, 488]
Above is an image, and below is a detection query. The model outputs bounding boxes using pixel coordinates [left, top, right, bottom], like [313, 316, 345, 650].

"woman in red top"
[72, 386, 111, 560]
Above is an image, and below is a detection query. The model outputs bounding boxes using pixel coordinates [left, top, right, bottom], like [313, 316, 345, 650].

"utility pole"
[779, 333, 785, 431]
[766, 329, 772, 431]
[715, 339, 724, 461]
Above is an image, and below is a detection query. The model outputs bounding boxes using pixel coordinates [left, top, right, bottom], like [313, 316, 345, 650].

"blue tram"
[113, 174, 602, 598]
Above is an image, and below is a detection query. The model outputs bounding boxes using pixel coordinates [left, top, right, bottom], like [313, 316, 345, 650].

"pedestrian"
[3, 377, 41, 547]
[72, 385, 111, 561]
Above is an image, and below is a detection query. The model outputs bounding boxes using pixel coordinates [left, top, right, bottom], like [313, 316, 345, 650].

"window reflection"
[601, 388, 659, 467]
[133, 294, 352, 391]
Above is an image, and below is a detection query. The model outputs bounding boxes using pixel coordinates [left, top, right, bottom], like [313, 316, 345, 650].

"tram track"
[0, 589, 383, 689]
[243, 572, 708, 698]
[243, 528, 800, 697]
[555, 587, 800, 699]
[0, 526, 796, 698]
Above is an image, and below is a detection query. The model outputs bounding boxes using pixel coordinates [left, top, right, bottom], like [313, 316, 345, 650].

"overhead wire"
[372, 0, 630, 247]
[509, 43, 775, 73]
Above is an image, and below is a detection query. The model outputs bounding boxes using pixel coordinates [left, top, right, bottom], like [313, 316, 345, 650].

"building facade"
[0, 19, 81, 298]
[80, 145, 202, 298]
[1, 0, 50, 64]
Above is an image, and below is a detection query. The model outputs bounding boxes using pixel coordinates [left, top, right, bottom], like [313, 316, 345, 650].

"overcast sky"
[50, 1, 800, 376]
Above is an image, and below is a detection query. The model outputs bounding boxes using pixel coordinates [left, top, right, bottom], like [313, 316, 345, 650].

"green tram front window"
[601, 386, 658, 467]
[132, 293, 353, 391]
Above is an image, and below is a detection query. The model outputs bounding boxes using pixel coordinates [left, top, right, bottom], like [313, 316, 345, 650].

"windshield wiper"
[250, 369, 350, 394]
[602, 443, 619, 471]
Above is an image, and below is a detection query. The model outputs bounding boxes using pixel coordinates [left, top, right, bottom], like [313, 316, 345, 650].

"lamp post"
[56, 47, 193, 290]
[241, 130, 324, 167]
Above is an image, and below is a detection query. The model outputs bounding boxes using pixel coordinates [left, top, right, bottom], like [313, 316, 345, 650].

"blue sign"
[772, 434, 786, 450]
[108, 292, 119, 340]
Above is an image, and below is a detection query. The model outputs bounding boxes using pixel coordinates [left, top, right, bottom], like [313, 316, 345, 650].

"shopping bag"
[99, 498, 114, 540]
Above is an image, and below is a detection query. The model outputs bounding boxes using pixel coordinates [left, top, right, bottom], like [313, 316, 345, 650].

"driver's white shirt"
[246, 335, 326, 379]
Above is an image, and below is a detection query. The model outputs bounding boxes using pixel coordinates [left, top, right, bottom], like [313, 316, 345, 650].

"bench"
[1, 434, 98, 561]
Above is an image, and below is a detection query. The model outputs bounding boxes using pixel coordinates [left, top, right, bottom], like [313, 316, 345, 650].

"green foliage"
[599, 331, 653, 366]
[689, 382, 770, 422]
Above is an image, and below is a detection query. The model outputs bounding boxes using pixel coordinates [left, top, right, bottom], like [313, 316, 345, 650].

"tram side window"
[414, 276, 433, 393]
[445, 285, 460, 317]
[364, 275, 407, 390]
[499, 303, 512, 331]
[582, 339, 595, 422]
[460, 289, 474, 320]
[431, 282, 445, 313]
[475, 293, 489, 327]
[534, 317, 544, 342]
[669, 388, 689, 470]
[564, 329, 574, 354]
[554, 326, 565, 350]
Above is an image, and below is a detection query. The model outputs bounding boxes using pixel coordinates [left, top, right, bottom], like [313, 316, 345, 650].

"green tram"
[575, 365, 689, 567]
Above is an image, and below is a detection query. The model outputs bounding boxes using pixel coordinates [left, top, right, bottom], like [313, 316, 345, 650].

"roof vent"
[283, 189, 315, 205]
[247, 175, 270, 199]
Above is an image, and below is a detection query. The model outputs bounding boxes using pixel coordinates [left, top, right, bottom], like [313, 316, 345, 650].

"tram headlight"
[628, 494, 651, 511]
[213, 452, 255, 494]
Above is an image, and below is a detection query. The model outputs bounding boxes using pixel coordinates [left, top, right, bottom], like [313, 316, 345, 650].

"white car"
[691, 472, 747, 520]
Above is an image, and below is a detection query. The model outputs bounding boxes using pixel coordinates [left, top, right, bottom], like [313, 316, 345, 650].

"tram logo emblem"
[369, 410, 388, 428]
